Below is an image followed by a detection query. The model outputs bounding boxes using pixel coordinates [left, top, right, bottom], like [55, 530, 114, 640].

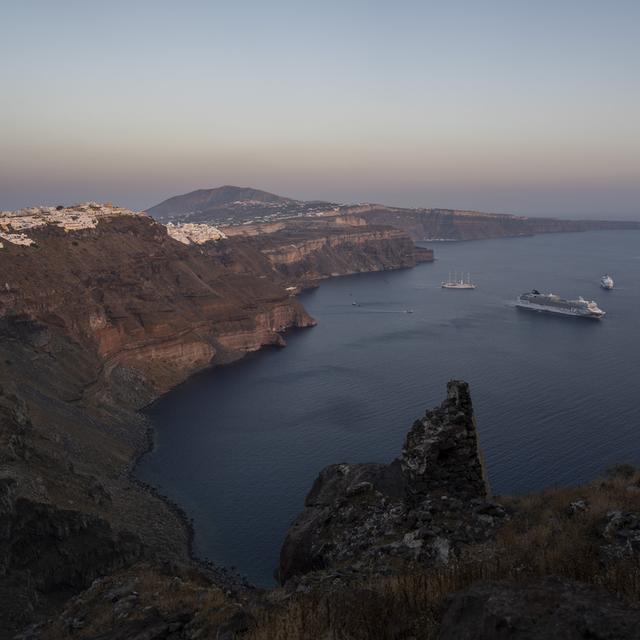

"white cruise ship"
[516, 290, 605, 319]
[600, 274, 614, 289]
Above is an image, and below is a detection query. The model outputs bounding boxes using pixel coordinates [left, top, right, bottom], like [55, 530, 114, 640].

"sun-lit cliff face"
[0, 208, 316, 395]
[220, 215, 433, 284]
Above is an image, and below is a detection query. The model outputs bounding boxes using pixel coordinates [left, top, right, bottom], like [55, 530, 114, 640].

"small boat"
[441, 272, 476, 290]
[600, 274, 614, 290]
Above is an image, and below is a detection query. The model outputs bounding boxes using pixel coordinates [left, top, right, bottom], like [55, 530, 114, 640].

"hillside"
[0, 202, 432, 636]
[146, 185, 335, 224]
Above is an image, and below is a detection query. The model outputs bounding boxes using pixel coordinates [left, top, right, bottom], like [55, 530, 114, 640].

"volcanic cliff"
[0, 203, 322, 635]
[339, 204, 640, 241]
[0, 202, 433, 636]
[220, 216, 433, 285]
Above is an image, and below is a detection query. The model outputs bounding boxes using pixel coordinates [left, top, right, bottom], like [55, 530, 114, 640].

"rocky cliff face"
[222, 216, 433, 284]
[0, 206, 319, 633]
[0, 203, 433, 634]
[0, 211, 314, 396]
[0, 321, 199, 636]
[340, 205, 640, 241]
[279, 381, 504, 585]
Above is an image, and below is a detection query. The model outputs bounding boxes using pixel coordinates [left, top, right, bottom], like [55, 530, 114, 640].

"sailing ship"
[441, 272, 476, 289]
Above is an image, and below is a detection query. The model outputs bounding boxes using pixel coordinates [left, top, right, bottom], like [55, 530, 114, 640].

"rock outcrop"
[278, 381, 505, 584]
[0, 479, 144, 629]
[438, 577, 640, 640]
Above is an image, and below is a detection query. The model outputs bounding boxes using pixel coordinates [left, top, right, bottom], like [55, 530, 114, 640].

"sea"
[136, 230, 640, 586]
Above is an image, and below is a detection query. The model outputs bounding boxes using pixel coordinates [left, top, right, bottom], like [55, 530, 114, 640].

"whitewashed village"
[0, 202, 228, 248]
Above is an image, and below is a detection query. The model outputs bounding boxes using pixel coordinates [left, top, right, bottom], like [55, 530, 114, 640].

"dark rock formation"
[401, 380, 488, 503]
[599, 510, 640, 562]
[0, 484, 143, 629]
[438, 577, 640, 640]
[278, 381, 505, 584]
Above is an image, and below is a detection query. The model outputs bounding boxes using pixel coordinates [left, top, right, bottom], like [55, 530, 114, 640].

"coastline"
[129, 410, 260, 592]
[126, 320, 326, 592]
[123, 258, 433, 588]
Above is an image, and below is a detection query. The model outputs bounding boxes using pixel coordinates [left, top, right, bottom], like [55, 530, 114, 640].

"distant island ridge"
[145, 184, 640, 241]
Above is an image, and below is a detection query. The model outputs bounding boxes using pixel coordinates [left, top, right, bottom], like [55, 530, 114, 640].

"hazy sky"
[2, 1, 639, 217]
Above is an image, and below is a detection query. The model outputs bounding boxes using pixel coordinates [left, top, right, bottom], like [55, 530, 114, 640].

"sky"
[1, 0, 639, 218]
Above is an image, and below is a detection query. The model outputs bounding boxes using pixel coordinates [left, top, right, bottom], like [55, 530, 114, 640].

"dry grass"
[40, 564, 234, 640]
[245, 468, 640, 640]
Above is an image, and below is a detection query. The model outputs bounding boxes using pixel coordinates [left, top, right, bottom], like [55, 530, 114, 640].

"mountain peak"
[146, 186, 300, 220]
[145, 186, 337, 224]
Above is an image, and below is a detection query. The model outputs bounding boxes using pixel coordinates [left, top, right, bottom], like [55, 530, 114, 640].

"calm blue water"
[136, 230, 640, 586]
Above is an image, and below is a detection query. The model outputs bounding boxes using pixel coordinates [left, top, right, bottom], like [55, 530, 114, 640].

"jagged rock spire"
[279, 381, 498, 584]
[401, 380, 489, 501]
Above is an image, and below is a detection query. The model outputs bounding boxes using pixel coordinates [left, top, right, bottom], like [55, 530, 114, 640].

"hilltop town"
[0, 202, 233, 250]
[165, 222, 227, 244]
[0, 202, 143, 247]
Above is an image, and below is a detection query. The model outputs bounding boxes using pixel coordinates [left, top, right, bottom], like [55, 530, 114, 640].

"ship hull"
[515, 300, 604, 319]
[441, 284, 476, 289]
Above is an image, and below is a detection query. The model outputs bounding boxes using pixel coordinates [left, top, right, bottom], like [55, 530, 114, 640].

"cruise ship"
[516, 290, 605, 319]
